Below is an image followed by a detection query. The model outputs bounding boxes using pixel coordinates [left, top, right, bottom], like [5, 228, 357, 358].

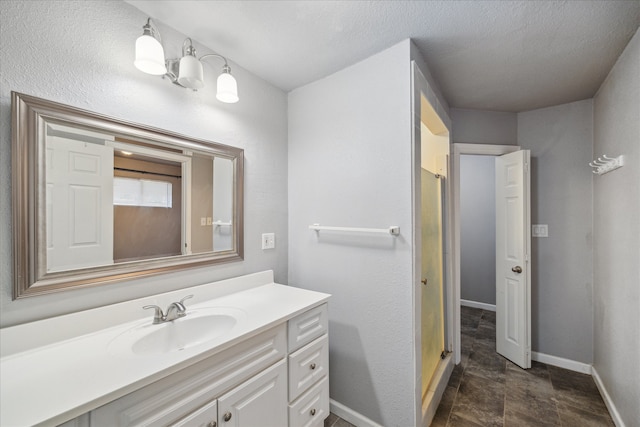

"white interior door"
[46, 136, 114, 272]
[495, 150, 531, 369]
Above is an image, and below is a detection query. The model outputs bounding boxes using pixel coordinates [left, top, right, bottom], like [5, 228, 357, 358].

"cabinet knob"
[208, 422, 217, 427]
[310, 363, 316, 370]
[310, 408, 316, 416]
[223, 412, 232, 422]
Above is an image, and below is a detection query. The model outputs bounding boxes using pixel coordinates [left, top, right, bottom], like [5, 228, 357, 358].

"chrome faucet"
[143, 295, 193, 324]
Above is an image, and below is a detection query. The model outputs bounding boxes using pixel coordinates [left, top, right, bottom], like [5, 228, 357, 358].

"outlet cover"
[262, 233, 275, 249]
[532, 224, 548, 237]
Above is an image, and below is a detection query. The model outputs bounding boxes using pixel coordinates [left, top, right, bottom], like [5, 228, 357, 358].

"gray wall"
[460, 155, 496, 305]
[593, 28, 640, 426]
[288, 40, 418, 427]
[0, 0, 288, 327]
[451, 108, 517, 145]
[518, 99, 594, 363]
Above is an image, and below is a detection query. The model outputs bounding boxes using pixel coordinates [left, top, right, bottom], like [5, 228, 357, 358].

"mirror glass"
[12, 92, 244, 298]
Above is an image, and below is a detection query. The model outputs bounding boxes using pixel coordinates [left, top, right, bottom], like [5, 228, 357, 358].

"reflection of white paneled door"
[495, 150, 531, 369]
[46, 136, 114, 272]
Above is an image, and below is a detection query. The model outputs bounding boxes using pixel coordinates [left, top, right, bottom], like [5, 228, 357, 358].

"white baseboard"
[531, 351, 591, 374]
[460, 299, 496, 312]
[592, 367, 626, 427]
[330, 399, 383, 427]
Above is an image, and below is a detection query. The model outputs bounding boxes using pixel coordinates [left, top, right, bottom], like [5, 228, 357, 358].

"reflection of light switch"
[262, 233, 275, 250]
[200, 217, 206, 226]
[532, 224, 548, 237]
[207, 217, 212, 225]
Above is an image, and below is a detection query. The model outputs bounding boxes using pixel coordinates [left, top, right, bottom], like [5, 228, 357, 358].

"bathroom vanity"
[0, 271, 330, 427]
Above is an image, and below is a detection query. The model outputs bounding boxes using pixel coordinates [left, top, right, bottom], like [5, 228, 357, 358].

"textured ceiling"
[126, 1, 640, 112]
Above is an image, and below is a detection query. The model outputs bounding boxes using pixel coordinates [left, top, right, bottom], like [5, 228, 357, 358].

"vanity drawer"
[288, 376, 329, 427]
[288, 334, 328, 401]
[91, 324, 286, 427]
[288, 304, 328, 352]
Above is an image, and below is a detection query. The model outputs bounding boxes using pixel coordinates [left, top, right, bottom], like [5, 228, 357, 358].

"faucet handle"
[143, 305, 165, 324]
[179, 295, 194, 306]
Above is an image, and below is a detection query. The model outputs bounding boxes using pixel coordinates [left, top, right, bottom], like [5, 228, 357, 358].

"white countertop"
[0, 273, 329, 427]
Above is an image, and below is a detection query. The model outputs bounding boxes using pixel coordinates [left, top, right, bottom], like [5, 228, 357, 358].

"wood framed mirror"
[11, 92, 244, 298]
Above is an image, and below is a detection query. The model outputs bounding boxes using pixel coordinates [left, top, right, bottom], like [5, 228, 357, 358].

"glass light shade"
[216, 72, 239, 103]
[177, 55, 204, 89]
[134, 34, 167, 75]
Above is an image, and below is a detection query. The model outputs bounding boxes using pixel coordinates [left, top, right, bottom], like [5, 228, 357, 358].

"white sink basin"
[109, 307, 246, 357]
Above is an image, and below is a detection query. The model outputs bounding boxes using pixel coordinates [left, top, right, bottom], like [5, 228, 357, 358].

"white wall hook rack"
[309, 224, 400, 236]
[589, 155, 624, 175]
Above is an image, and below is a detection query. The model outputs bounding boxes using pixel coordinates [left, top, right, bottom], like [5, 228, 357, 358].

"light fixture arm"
[200, 54, 234, 83]
[142, 18, 162, 43]
[199, 53, 230, 70]
[182, 38, 197, 57]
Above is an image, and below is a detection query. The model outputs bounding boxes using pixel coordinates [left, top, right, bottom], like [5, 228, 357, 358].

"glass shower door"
[421, 168, 445, 399]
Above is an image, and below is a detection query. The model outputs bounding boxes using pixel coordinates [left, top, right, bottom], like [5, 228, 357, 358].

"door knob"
[512, 266, 523, 274]
[421, 279, 427, 285]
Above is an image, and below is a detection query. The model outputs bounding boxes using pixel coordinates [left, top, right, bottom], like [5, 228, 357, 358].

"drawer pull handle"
[223, 412, 232, 422]
[310, 363, 316, 370]
[310, 408, 317, 416]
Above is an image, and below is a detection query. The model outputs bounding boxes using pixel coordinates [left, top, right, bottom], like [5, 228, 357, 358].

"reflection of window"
[113, 177, 172, 208]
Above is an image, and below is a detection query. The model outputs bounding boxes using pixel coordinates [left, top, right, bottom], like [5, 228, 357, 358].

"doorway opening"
[459, 154, 497, 313]
[452, 143, 531, 370]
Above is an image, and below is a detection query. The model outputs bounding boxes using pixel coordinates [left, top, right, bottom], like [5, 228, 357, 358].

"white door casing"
[495, 150, 531, 369]
[46, 136, 114, 272]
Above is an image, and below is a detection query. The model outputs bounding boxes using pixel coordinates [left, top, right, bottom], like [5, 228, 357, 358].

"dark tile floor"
[325, 412, 357, 427]
[431, 306, 615, 427]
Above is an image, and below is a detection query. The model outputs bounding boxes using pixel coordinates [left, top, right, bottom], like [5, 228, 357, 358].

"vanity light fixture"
[134, 18, 167, 75]
[134, 18, 239, 103]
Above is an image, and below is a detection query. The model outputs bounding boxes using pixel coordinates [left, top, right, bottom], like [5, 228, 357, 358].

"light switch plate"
[262, 233, 275, 249]
[532, 224, 548, 237]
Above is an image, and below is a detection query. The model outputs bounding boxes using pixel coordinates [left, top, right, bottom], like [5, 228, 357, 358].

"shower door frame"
[411, 61, 455, 427]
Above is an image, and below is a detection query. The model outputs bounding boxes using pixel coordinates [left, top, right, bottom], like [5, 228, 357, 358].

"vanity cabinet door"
[217, 359, 287, 427]
[170, 399, 217, 427]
